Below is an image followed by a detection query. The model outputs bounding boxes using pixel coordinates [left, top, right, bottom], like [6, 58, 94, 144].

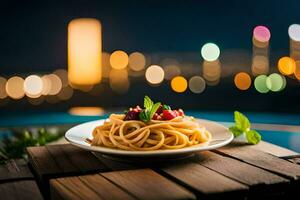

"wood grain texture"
[0, 180, 43, 200]
[197, 151, 289, 186]
[27, 144, 109, 179]
[0, 159, 33, 182]
[50, 174, 135, 200]
[161, 162, 248, 197]
[102, 168, 196, 200]
[215, 143, 300, 180]
[250, 141, 298, 157]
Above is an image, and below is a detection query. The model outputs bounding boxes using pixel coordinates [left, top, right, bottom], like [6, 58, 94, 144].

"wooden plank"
[289, 157, 300, 165]
[214, 143, 300, 180]
[102, 168, 196, 200]
[0, 180, 43, 200]
[50, 174, 135, 200]
[0, 159, 33, 182]
[161, 162, 248, 198]
[27, 144, 109, 179]
[250, 141, 298, 157]
[195, 151, 289, 196]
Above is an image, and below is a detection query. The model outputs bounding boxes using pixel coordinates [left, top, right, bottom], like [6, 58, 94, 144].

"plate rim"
[65, 118, 234, 156]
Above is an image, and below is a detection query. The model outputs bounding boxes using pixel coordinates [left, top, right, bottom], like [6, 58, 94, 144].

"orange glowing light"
[0, 77, 7, 99]
[278, 57, 296, 75]
[47, 74, 62, 95]
[171, 76, 188, 93]
[69, 107, 105, 116]
[5, 76, 25, 99]
[68, 18, 102, 85]
[295, 61, 300, 80]
[110, 50, 129, 69]
[234, 72, 252, 90]
[129, 52, 146, 71]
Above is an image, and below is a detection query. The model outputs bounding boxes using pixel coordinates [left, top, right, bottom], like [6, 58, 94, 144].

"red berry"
[162, 110, 177, 120]
[178, 109, 184, 116]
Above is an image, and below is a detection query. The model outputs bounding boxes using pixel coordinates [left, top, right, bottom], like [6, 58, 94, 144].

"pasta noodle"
[89, 114, 212, 151]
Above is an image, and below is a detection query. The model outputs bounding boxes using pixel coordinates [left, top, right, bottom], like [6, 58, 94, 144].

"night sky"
[1, 0, 300, 74]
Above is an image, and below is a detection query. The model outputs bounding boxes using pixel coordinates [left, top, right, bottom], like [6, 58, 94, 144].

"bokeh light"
[5, 76, 25, 99]
[145, 65, 164, 85]
[254, 75, 269, 93]
[201, 43, 220, 62]
[128, 52, 146, 71]
[69, 107, 105, 116]
[53, 69, 68, 87]
[278, 57, 296, 75]
[253, 26, 271, 43]
[109, 69, 130, 94]
[188, 76, 206, 94]
[171, 76, 188, 93]
[102, 52, 111, 78]
[234, 72, 252, 90]
[288, 24, 300, 42]
[164, 64, 181, 80]
[110, 50, 129, 69]
[294, 61, 300, 80]
[203, 60, 221, 83]
[47, 74, 62, 95]
[41, 75, 51, 95]
[251, 55, 269, 75]
[266, 73, 285, 92]
[24, 75, 43, 98]
[0, 77, 7, 99]
[57, 86, 73, 100]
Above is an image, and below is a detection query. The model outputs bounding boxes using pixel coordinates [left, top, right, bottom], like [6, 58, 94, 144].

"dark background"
[0, 0, 300, 113]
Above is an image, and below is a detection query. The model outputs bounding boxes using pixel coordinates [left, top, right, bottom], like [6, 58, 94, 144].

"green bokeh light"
[254, 75, 269, 93]
[201, 43, 220, 62]
[266, 73, 284, 92]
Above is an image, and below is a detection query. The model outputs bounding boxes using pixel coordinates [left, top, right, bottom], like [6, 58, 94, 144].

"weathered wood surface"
[25, 141, 300, 200]
[0, 159, 33, 182]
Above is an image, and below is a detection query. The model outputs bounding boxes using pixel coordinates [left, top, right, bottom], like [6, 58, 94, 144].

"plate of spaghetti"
[65, 96, 233, 158]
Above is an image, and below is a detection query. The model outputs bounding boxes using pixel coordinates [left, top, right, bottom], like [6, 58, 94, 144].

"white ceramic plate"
[65, 119, 233, 158]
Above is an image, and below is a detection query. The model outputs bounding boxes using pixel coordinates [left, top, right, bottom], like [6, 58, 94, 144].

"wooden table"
[1, 141, 300, 200]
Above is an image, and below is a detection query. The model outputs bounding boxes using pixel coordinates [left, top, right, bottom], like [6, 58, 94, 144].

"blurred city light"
[201, 43, 220, 61]
[53, 69, 68, 87]
[24, 75, 43, 98]
[251, 55, 269, 76]
[110, 50, 129, 69]
[102, 52, 111, 78]
[278, 56, 296, 75]
[266, 73, 285, 92]
[129, 52, 146, 71]
[254, 75, 269, 93]
[288, 24, 300, 41]
[203, 60, 221, 84]
[69, 107, 105, 116]
[109, 69, 130, 94]
[294, 61, 300, 80]
[145, 65, 164, 85]
[6, 76, 25, 99]
[57, 86, 73, 100]
[68, 18, 102, 85]
[0, 77, 7, 99]
[47, 74, 62, 95]
[188, 76, 206, 93]
[171, 76, 187, 93]
[253, 26, 271, 43]
[234, 72, 252, 90]
[164, 64, 181, 80]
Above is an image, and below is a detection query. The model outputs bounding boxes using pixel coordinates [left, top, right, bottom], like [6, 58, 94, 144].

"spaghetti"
[89, 114, 211, 151]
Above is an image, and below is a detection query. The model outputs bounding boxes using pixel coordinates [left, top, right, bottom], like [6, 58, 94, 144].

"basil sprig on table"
[229, 111, 262, 144]
[139, 96, 161, 122]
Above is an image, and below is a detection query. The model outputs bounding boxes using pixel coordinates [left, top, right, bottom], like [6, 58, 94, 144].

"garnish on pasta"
[88, 96, 211, 151]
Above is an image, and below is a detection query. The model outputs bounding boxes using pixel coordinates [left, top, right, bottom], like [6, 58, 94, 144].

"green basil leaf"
[245, 130, 261, 144]
[149, 102, 161, 119]
[234, 111, 250, 131]
[144, 95, 153, 110]
[139, 110, 150, 122]
[229, 126, 243, 137]
[162, 104, 171, 110]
